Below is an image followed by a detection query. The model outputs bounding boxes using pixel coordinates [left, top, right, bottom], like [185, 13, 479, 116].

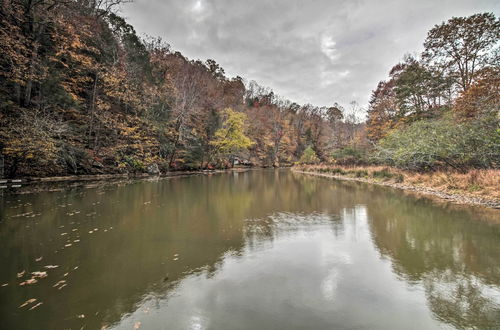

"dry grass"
[295, 165, 500, 199]
[404, 168, 500, 199]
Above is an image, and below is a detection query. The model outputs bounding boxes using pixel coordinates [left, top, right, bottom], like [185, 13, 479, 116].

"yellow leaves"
[0, 110, 61, 175]
[121, 126, 138, 136]
[210, 108, 254, 155]
[101, 66, 144, 110]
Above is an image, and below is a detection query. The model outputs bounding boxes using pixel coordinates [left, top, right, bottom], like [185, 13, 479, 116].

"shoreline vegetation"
[293, 165, 500, 209]
[1, 2, 498, 206]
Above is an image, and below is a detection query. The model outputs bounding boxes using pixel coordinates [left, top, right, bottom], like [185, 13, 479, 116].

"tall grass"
[295, 165, 500, 199]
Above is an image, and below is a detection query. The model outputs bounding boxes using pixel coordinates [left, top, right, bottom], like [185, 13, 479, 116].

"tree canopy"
[0, 5, 497, 177]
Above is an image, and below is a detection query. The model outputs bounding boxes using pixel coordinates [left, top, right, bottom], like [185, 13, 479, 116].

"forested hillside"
[0, 0, 364, 177]
[0, 1, 498, 178]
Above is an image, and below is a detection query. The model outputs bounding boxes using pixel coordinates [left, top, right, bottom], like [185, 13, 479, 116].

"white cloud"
[321, 35, 341, 62]
[122, 0, 500, 111]
[192, 0, 203, 12]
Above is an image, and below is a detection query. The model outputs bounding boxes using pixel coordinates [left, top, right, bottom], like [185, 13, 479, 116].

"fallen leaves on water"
[19, 298, 37, 308]
[20, 278, 38, 286]
[17, 270, 26, 278]
[134, 321, 141, 329]
[11, 211, 39, 218]
[29, 302, 43, 310]
[31, 271, 47, 279]
[53, 280, 66, 288]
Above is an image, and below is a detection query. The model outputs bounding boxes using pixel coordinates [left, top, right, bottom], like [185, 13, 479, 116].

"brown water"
[1, 169, 499, 329]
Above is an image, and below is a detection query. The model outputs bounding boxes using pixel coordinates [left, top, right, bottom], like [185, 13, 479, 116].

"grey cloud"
[122, 0, 500, 111]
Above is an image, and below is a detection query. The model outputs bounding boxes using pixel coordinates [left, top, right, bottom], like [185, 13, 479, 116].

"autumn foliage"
[366, 13, 499, 171]
[0, 0, 354, 177]
[0, 4, 497, 177]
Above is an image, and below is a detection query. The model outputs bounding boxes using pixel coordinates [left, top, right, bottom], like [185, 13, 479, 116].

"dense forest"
[0, 1, 498, 178]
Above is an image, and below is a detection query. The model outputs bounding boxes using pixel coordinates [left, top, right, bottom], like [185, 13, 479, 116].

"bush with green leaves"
[331, 146, 368, 165]
[374, 116, 499, 170]
[298, 146, 320, 164]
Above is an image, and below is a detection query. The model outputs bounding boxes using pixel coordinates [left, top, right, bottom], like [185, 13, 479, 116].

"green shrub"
[353, 169, 368, 178]
[331, 146, 368, 165]
[123, 156, 145, 172]
[374, 116, 499, 171]
[298, 146, 320, 165]
[330, 167, 346, 175]
[372, 169, 394, 179]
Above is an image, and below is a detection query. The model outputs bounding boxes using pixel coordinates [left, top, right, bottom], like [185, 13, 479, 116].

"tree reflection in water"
[1, 170, 499, 329]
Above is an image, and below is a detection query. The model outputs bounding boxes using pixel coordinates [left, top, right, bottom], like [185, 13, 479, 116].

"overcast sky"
[121, 0, 499, 111]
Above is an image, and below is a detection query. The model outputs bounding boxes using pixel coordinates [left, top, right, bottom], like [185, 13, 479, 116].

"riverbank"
[0, 168, 253, 194]
[293, 165, 500, 209]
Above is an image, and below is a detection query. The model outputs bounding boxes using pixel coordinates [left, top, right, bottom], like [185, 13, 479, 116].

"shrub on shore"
[297, 147, 320, 165]
[373, 116, 499, 171]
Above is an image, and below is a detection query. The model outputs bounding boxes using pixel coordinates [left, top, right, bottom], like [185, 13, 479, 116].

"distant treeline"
[0, 1, 498, 177]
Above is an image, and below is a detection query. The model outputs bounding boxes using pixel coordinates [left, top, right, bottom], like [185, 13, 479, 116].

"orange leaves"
[453, 67, 500, 120]
[48, 14, 101, 103]
[101, 65, 144, 112]
[0, 3, 41, 85]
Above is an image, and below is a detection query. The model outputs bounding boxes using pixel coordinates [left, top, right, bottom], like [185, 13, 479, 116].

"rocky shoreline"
[293, 170, 500, 210]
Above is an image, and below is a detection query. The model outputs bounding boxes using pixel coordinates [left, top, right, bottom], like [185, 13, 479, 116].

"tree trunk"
[88, 74, 99, 148]
[14, 83, 21, 106]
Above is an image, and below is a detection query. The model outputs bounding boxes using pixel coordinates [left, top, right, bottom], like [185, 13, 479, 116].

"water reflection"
[367, 192, 500, 328]
[111, 207, 442, 330]
[0, 170, 499, 329]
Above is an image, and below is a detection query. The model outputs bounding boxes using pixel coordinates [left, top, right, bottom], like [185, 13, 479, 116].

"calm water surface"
[1, 170, 499, 329]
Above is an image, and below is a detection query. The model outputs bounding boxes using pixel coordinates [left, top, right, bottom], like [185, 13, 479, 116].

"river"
[1, 169, 499, 329]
